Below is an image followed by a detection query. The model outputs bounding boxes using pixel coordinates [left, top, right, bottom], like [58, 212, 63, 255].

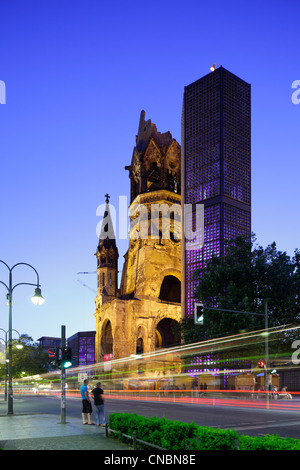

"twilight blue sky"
[0, 0, 299, 342]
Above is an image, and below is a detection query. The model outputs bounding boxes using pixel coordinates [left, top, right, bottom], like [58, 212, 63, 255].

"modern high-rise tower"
[181, 66, 251, 318]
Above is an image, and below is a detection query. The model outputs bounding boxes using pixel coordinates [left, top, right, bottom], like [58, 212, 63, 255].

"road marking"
[221, 420, 300, 431]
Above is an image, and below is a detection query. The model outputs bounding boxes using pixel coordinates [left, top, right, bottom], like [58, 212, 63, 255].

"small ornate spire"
[105, 193, 110, 204]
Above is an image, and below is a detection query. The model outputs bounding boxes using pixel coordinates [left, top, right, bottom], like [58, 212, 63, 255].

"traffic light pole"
[60, 325, 66, 424]
[265, 301, 269, 409]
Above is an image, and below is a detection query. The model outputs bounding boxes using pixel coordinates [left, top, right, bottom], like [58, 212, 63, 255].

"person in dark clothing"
[92, 382, 105, 426]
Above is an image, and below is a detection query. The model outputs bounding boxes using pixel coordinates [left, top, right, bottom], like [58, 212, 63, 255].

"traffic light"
[61, 347, 73, 369]
[48, 348, 56, 359]
[194, 303, 204, 325]
[48, 348, 59, 368]
[258, 360, 265, 368]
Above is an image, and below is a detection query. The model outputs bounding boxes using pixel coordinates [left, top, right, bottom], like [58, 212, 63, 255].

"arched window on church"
[159, 275, 181, 303]
[101, 320, 113, 357]
[136, 337, 143, 355]
[147, 161, 160, 191]
[155, 318, 180, 348]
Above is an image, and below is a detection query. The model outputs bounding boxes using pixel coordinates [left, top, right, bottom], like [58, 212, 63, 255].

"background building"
[181, 65, 251, 318]
[67, 331, 96, 367]
[38, 332, 96, 368]
[37, 336, 61, 353]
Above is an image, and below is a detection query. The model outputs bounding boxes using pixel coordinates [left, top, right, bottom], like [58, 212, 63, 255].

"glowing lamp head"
[16, 343, 23, 350]
[210, 63, 216, 72]
[31, 287, 45, 305]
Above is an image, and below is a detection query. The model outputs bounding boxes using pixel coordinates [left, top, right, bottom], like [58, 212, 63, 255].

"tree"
[180, 234, 300, 344]
[11, 335, 51, 378]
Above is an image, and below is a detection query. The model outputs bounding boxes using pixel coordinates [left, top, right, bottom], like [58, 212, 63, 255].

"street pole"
[60, 325, 66, 424]
[0, 330, 8, 401]
[4, 360, 7, 401]
[0, 329, 22, 403]
[265, 300, 269, 409]
[7, 271, 13, 415]
[0, 260, 44, 415]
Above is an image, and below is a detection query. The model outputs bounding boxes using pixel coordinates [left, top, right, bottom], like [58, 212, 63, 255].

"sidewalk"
[0, 401, 131, 450]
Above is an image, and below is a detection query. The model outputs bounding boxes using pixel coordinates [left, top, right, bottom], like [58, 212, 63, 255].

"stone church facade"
[94, 111, 182, 362]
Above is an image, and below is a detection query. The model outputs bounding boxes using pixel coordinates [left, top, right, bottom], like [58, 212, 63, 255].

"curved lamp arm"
[0, 260, 44, 303]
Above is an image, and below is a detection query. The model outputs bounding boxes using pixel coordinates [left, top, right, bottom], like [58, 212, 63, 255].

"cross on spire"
[105, 193, 110, 204]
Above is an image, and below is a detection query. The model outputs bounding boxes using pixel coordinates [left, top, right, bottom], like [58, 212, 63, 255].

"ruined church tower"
[94, 111, 182, 362]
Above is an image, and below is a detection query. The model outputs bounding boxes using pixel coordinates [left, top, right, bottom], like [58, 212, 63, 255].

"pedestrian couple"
[80, 379, 105, 427]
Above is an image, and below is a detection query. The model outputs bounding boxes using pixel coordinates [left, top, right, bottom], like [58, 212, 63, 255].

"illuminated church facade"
[94, 111, 182, 362]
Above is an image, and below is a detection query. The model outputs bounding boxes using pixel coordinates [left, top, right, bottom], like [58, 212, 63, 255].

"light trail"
[34, 323, 299, 377]
[10, 387, 300, 412]
[7, 323, 300, 414]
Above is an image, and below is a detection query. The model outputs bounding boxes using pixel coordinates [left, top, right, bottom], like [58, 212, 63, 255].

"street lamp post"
[0, 328, 23, 401]
[265, 300, 269, 408]
[0, 260, 44, 414]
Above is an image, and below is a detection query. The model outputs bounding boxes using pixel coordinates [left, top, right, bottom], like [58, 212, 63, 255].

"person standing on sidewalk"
[80, 379, 93, 425]
[92, 382, 105, 426]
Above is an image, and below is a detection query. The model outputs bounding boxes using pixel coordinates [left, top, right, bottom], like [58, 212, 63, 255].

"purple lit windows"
[183, 67, 251, 319]
[224, 204, 251, 242]
[78, 336, 95, 366]
[202, 180, 220, 199]
[185, 204, 221, 316]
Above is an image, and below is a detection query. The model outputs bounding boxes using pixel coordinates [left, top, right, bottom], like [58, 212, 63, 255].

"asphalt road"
[7, 394, 300, 440]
